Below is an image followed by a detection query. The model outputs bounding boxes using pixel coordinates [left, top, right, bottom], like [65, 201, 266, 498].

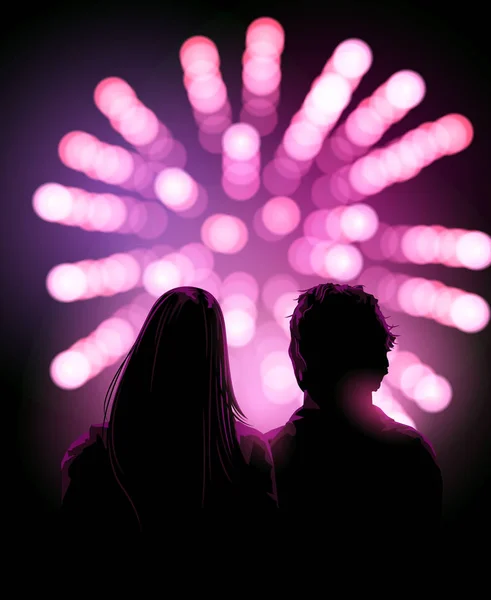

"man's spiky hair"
[288, 283, 398, 390]
[289, 283, 398, 350]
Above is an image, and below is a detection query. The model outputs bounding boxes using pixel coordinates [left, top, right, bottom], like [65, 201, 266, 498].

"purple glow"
[37, 20, 486, 438]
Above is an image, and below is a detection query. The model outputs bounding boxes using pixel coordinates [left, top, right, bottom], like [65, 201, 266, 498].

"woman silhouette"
[60, 287, 275, 531]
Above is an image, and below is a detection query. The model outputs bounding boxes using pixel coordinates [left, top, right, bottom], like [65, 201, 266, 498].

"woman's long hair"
[102, 287, 248, 525]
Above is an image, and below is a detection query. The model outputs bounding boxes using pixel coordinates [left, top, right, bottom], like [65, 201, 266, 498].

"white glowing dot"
[413, 374, 452, 413]
[33, 183, 73, 222]
[46, 264, 87, 302]
[143, 260, 182, 297]
[222, 123, 260, 161]
[456, 231, 491, 270]
[332, 39, 373, 79]
[154, 168, 197, 211]
[224, 308, 255, 347]
[50, 350, 91, 390]
[450, 294, 490, 333]
[385, 70, 426, 110]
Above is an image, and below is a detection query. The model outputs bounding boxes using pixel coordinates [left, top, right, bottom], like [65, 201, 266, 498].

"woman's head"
[137, 287, 229, 397]
[104, 287, 246, 515]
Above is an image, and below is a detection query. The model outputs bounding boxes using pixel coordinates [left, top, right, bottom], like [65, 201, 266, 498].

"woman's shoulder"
[236, 423, 271, 462]
[61, 423, 108, 500]
[234, 424, 278, 508]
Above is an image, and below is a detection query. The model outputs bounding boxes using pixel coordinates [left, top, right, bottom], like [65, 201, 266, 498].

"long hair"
[102, 287, 247, 524]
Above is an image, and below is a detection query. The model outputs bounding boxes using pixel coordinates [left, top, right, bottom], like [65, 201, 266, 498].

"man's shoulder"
[265, 420, 297, 446]
[377, 413, 439, 470]
[265, 405, 321, 450]
[267, 407, 438, 461]
[264, 417, 303, 468]
[378, 414, 436, 454]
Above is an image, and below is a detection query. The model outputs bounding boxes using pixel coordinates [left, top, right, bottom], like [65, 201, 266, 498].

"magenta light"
[246, 17, 285, 58]
[261, 196, 301, 236]
[201, 213, 249, 254]
[42, 17, 486, 434]
[154, 167, 198, 211]
[222, 123, 261, 161]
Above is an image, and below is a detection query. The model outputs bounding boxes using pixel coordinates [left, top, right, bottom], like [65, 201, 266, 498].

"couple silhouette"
[60, 283, 442, 533]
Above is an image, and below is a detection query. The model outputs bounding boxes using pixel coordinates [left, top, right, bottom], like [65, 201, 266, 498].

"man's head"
[288, 283, 397, 403]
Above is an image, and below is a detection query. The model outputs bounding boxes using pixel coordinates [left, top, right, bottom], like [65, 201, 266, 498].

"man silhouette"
[267, 283, 442, 533]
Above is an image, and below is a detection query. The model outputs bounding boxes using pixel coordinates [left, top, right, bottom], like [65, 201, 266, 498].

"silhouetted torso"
[60, 423, 276, 532]
[60, 425, 139, 532]
[269, 401, 442, 533]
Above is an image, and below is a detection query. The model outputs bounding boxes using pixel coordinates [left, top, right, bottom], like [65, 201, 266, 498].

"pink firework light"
[240, 17, 285, 136]
[325, 70, 426, 165]
[34, 16, 488, 433]
[329, 113, 474, 203]
[33, 183, 168, 238]
[221, 122, 261, 200]
[360, 223, 491, 270]
[261, 38, 373, 199]
[180, 36, 233, 155]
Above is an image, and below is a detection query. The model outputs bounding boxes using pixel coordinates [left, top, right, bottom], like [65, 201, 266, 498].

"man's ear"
[289, 336, 308, 390]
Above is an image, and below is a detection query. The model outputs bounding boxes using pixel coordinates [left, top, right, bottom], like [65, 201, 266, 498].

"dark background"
[2, 0, 490, 531]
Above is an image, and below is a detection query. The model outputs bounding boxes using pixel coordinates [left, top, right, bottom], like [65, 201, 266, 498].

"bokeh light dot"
[201, 214, 248, 254]
[222, 123, 260, 161]
[33, 183, 73, 222]
[46, 264, 88, 302]
[332, 39, 373, 79]
[224, 308, 255, 347]
[50, 351, 91, 390]
[324, 244, 364, 281]
[339, 204, 379, 241]
[413, 374, 452, 413]
[456, 231, 491, 270]
[154, 168, 197, 211]
[450, 294, 490, 333]
[385, 70, 426, 110]
[262, 196, 301, 236]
